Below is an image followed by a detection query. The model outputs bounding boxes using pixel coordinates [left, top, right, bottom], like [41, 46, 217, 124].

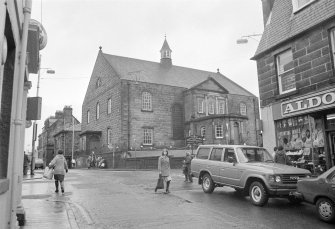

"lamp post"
[236, 33, 262, 44]
[30, 59, 55, 175]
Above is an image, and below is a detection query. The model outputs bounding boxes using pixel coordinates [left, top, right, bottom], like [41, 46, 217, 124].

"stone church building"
[80, 39, 261, 156]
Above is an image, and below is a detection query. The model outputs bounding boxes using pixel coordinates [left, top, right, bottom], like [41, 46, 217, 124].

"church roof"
[160, 38, 172, 52]
[253, 0, 335, 59]
[102, 53, 255, 97]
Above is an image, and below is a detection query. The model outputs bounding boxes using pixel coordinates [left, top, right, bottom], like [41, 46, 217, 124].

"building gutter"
[9, 0, 32, 227]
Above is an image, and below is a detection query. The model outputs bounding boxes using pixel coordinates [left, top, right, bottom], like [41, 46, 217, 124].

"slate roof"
[102, 53, 255, 97]
[253, 0, 335, 59]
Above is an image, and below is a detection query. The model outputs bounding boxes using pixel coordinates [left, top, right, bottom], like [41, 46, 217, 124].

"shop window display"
[276, 115, 326, 174]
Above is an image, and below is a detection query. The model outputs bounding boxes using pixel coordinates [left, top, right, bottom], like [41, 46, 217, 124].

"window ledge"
[0, 179, 10, 195]
[275, 90, 298, 100]
[141, 109, 153, 113]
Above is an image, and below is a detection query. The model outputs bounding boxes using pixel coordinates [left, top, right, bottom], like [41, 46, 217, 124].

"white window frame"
[240, 103, 247, 116]
[276, 49, 296, 94]
[197, 98, 204, 113]
[142, 92, 152, 111]
[200, 126, 206, 137]
[292, 0, 315, 13]
[87, 110, 90, 124]
[96, 102, 100, 120]
[107, 128, 112, 147]
[143, 128, 153, 145]
[217, 99, 225, 114]
[208, 99, 215, 114]
[215, 125, 224, 139]
[330, 28, 335, 70]
[107, 98, 112, 114]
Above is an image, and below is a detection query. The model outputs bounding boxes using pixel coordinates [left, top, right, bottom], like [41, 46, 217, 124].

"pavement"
[20, 170, 79, 229]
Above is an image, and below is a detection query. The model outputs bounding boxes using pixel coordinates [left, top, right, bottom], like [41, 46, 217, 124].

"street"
[22, 169, 334, 229]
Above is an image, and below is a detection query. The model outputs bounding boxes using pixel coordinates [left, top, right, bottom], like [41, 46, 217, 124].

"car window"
[236, 147, 272, 163]
[209, 148, 223, 161]
[223, 148, 236, 162]
[197, 148, 211, 160]
[328, 172, 335, 184]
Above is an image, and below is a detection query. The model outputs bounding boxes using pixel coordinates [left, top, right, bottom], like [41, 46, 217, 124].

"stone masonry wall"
[257, 20, 335, 108]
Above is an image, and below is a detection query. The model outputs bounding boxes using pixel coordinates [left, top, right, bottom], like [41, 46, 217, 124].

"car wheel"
[202, 173, 215, 193]
[249, 181, 268, 206]
[316, 198, 335, 223]
[288, 196, 303, 204]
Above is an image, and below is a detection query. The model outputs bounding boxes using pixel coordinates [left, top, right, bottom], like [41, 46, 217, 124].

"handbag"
[156, 175, 164, 189]
[43, 167, 54, 180]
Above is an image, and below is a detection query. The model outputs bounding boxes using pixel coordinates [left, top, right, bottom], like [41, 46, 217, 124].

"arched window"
[240, 103, 247, 115]
[142, 92, 152, 111]
[87, 110, 90, 124]
[107, 98, 112, 114]
[107, 128, 112, 147]
[96, 102, 100, 120]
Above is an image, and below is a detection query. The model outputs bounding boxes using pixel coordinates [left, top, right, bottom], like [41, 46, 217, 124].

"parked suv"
[191, 145, 311, 206]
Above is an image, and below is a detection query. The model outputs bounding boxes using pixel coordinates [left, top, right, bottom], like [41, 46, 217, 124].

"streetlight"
[236, 33, 262, 44]
[30, 57, 55, 175]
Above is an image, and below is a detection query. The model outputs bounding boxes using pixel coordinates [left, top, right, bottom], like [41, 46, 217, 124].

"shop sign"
[281, 88, 335, 117]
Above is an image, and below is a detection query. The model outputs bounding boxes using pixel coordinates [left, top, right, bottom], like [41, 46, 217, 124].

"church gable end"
[190, 77, 229, 94]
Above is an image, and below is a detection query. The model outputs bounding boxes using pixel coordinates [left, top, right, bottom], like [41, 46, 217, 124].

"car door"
[207, 147, 224, 183]
[327, 171, 335, 198]
[220, 148, 243, 186]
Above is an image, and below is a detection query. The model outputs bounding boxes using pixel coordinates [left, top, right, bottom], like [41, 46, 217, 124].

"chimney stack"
[261, 0, 275, 27]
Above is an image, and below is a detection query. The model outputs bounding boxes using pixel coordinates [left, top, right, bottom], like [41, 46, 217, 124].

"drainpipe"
[253, 98, 258, 146]
[9, 0, 32, 227]
[127, 82, 130, 150]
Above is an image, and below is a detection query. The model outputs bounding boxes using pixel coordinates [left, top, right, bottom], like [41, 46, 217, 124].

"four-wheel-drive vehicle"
[290, 166, 335, 223]
[191, 145, 311, 206]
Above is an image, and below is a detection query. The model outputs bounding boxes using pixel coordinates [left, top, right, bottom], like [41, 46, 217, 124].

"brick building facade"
[254, 0, 335, 169]
[38, 106, 81, 165]
[81, 39, 261, 160]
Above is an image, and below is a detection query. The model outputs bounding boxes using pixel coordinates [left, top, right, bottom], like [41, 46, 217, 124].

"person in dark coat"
[274, 145, 291, 165]
[184, 152, 193, 182]
[156, 148, 171, 194]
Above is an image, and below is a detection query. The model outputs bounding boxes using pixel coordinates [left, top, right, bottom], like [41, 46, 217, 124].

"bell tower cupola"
[160, 36, 172, 67]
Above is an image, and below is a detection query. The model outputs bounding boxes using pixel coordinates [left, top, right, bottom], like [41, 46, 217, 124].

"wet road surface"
[22, 169, 334, 229]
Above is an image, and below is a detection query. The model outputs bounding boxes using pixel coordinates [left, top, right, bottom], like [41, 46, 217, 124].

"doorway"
[328, 132, 335, 167]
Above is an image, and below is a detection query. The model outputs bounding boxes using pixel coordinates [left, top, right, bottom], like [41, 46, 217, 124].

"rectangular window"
[215, 125, 224, 138]
[197, 98, 204, 113]
[107, 128, 112, 146]
[217, 99, 225, 114]
[87, 110, 90, 124]
[143, 128, 153, 145]
[223, 148, 236, 162]
[81, 136, 86, 151]
[208, 99, 215, 114]
[209, 148, 223, 161]
[107, 98, 112, 114]
[292, 0, 315, 12]
[142, 92, 152, 111]
[276, 49, 295, 94]
[330, 28, 335, 70]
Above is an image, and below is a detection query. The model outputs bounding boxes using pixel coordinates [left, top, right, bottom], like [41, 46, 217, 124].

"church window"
[208, 99, 215, 114]
[96, 102, 100, 120]
[107, 98, 112, 114]
[197, 98, 204, 113]
[215, 125, 224, 138]
[240, 103, 247, 115]
[142, 92, 152, 111]
[217, 99, 225, 114]
[96, 78, 102, 88]
[87, 110, 90, 124]
[143, 128, 153, 145]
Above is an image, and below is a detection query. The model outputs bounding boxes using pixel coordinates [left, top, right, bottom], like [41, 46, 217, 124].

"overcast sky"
[25, 0, 264, 152]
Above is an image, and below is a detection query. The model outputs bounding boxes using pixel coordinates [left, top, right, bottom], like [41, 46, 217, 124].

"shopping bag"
[156, 176, 164, 189]
[43, 167, 54, 180]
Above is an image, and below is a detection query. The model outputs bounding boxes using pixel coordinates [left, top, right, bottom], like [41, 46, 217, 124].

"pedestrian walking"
[184, 152, 193, 182]
[49, 150, 68, 194]
[156, 148, 172, 194]
[274, 145, 291, 165]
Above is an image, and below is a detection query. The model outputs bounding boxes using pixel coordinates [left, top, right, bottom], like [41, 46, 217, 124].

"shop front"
[272, 88, 335, 171]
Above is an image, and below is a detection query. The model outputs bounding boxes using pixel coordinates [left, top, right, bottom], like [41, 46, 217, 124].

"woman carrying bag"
[49, 150, 68, 194]
[155, 148, 172, 194]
